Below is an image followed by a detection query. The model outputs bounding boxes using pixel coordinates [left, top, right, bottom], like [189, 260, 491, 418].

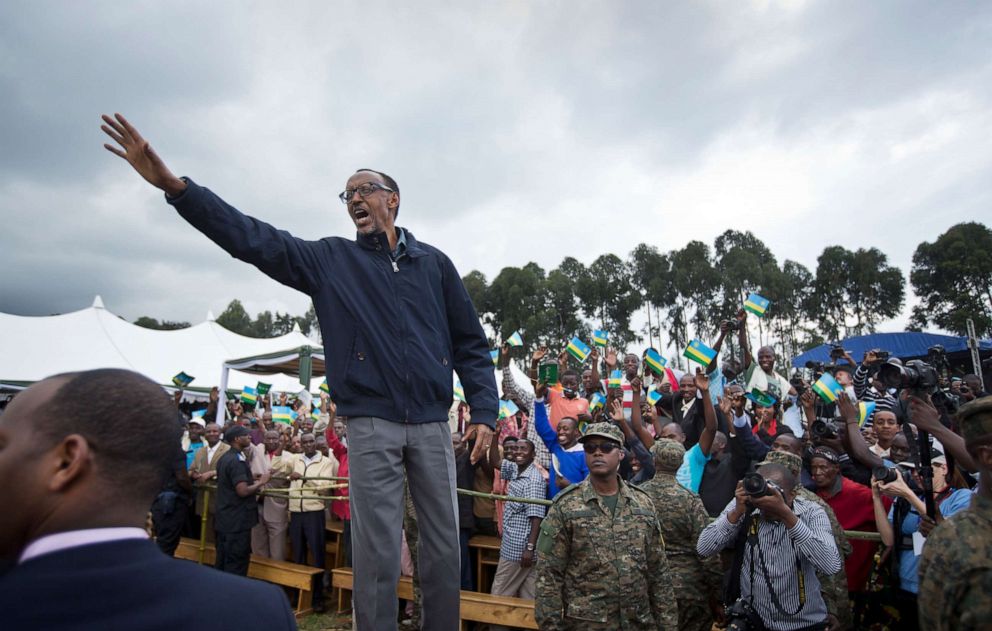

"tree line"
[133, 221, 991, 362]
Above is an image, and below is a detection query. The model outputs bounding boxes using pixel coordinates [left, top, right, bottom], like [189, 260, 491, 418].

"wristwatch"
[525, 543, 535, 551]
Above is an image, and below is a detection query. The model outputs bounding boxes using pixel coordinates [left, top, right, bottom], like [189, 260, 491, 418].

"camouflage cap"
[957, 396, 992, 444]
[760, 450, 803, 478]
[579, 422, 624, 445]
[650, 438, 685, 472]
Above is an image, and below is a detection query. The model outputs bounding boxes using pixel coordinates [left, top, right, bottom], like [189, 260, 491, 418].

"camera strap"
[723, 512, 753, 605]
[748, 517, 806, 617]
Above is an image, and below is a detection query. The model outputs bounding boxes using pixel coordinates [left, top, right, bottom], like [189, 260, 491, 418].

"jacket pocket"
[343, 330, 388, 398]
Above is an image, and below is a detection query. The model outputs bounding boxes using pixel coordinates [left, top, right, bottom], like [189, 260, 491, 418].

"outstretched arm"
[695, 369, 718, 457]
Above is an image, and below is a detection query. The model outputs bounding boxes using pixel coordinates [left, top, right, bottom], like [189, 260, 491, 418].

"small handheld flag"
[745, 388, 777, 407]
[240, 386, 258, 406]
[538, 363, 559, 385]
[644, 349, 667, 375]
[272, 406, 295, 425]
[743, 293, 770, 318]
[646, 389, 662, 406]
[256, 382, 272, 396]
[191, 409, 206, 419]
[592, 330, 608, 348]
[311, 404, 321, 421]
[172, 371, 194, 388]
[589, 392, 606, 412]
[453, 380, 466, 402]
[683, 339, 718, 366]
[319, 380, 330, 395]
[812, 373, 844, 404]
[858, 401, 876, 427]
[566, 337, 592, 363]
[608, 370, 623, 389]
[499, 399, 520, 419]
[490, 350, 499, 366]
[506, 331, 524, 347]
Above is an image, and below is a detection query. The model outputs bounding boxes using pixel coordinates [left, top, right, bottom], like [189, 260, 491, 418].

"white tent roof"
[0, 296, 319, 394]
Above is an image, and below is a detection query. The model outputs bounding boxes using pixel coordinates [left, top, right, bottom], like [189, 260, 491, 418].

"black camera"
[828, 344, 846, 360]
[789, 374, 806, 397]
[877, 359, 939, 393]
[872, 466, 899, 484]
[723, 319, 743, 332]
[811, 419, 841, 440]
[725, 598, 761, 631]
[742, 472, 775, 497]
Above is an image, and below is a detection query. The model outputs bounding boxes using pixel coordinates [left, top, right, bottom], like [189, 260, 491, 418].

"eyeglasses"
[582, 441, 620, 454]
[338, 182, 395, 204]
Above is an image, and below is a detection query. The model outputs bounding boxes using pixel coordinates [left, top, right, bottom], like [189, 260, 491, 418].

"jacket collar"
[356, 227, 427, 258]
[580, 475, 633, 512]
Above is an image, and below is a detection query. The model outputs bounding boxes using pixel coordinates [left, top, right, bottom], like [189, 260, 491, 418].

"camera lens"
[872, 466, 899, 484]
[743, 472, 768, 496]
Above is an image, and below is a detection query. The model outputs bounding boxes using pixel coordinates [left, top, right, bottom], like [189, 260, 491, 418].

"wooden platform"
[176, 537, 324, 617]
[331, 567, 537, 630]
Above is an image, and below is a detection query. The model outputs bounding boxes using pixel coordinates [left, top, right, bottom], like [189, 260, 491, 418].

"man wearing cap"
[918, 396, 992, 630]
[535, 422, 678, 630]
[640, 439, 721, 631]
[214, 425, 271, 575]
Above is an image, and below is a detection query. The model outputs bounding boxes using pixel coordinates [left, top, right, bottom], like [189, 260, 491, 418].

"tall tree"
[575, 254, 640, 350]
[216, 299, 253, 336]
[665, 241, 719, 360]
[712, 230, 778, 322]
[910, 222, 992, 337]
[813, 246, 904, 339]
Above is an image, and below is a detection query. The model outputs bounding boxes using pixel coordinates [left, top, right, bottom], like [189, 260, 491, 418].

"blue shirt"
[185, 441, 204, 469]
[891, 488, 972, 594]
[533, 400, 588, 497]
[676, 443, 710, 493]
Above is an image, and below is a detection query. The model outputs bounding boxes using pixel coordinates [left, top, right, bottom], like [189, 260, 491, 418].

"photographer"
[698, 463, 841, 631]
[870, 453, 972, 630]
[853, 350, 898, 415]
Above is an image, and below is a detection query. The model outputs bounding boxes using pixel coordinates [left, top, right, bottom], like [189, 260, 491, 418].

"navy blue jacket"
[0, 539, 296, 630]
[169, 180, 498, 427]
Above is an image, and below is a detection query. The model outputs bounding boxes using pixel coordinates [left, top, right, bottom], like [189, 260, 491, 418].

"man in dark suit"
[0, 368, 296, 630]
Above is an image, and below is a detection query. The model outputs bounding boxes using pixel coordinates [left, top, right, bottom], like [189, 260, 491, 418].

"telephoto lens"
[810, 420, 838, 440]
[742, 472, 770, 496]
[872, 466, 899, 484]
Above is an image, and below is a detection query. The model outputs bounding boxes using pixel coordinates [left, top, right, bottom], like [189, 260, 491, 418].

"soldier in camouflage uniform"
[918, 397, 992, 631]
[639, 439, 721, 631]
[535, 422, 678, 630]
[762, 450, 852, 630]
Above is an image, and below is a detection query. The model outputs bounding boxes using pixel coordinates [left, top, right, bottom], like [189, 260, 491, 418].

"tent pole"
[217, 365, 229, 427]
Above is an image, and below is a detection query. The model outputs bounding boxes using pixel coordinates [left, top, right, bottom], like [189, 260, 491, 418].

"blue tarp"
[791, 332, 992, 368]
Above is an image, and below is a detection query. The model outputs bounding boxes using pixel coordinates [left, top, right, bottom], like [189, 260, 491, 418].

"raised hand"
[693, 367, 710, 391]
[908, 396, 942, 432]
[609, 398, 624, 422]
[717, 395, 732, 417]
[604, 348, 618, 369]
[100, 113, 186, 195]
[531, 346, 548, 364]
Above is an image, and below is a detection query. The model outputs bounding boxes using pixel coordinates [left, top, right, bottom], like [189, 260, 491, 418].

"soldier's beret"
[957, 396, 992, 444]
[579, 422, 624, 445]
[650, 438, 685, 472]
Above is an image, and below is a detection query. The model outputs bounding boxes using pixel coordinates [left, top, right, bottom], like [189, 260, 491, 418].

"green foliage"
[133, 316, 191, 330]
[910, 222, 992, 337]
[216, 299, 253, 335]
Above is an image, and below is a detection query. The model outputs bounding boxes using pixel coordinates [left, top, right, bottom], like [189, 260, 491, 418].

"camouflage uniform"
[535, 477, 678, 630]
[762, 450, 853, 629]
[917, 397, 992, 631]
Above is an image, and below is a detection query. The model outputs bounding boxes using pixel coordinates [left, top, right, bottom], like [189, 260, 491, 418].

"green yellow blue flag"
[453, 380, 466, 402]
[858, 401, 876, 427]
[744, 293, 770, 318]
[172, 371, 194, 388]
[746, 388, 776, 407]
[240, 386, 258, 406]
[683, 339, 717, 366]
[490, 350, 499, 366]
[812, 373, 844, 403]
[256, 382, 272, 396]
[566, 337, 591, 363]
[499, 399, 519, 419]
[644, 349, 667, 375]
[311, 404, 321, 421]
[646, 388, 662, 406]
[272, 406, 295, 425]
[319, 380, 330, 394]
[589, 392, 606, 412]
[506, 331, 524, 347]
[592, 330, 608, 348]
[608, 370, 623, 389]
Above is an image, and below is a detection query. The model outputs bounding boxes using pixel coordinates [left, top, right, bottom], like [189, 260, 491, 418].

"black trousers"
[290, 510, 326, 603]
[215, 529, 252, 576]
[151, 493, 188, 557]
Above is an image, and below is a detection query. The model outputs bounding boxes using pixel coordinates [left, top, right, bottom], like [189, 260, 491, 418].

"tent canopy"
[791, 331, 991, 368]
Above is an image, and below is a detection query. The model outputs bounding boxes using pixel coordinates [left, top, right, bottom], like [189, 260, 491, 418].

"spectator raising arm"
[695, 369, 718, 458]
[837, 394, 884, 469]
[909, 396, 977, 472]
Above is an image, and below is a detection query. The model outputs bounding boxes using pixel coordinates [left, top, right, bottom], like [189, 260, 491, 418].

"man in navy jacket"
[101, 113, 499, 630]
[0, 369, 296, 630]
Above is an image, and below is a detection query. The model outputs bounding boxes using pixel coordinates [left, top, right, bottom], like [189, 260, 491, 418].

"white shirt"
[19, 527, 148, 564]
[206, 442, 222, 463]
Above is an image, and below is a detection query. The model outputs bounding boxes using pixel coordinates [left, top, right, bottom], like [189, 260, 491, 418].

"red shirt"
[324, 427, 350, 521]
[818, 476, 890, 592]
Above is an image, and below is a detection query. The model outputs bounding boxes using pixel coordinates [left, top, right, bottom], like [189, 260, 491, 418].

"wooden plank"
[468, 534, 500, 550]
[176, 539, 322, 593]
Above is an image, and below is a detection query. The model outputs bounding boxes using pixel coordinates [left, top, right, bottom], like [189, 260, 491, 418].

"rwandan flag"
[490, 350, 499, 366]
[644, 349, 667, 375]
[191, 409, 206, 419]
[812, 373, 844, 403]
[746, 388, 777, 407]
[589, 392, 606, 412]
[240, 386, 257, 406]
[858, 401, 876, 427]
[608, 370, 623, 389]
[453, 380, 466, 402]
[647, 388, 662, 406]
[499, 399, 519, 419]
[592, 330, 609, 348]
[256, 381, 272, 396]
[744, 293, 770, 318]
[272, 406, 295, 425]
[566, 337, 592, 363]
[683, 339, 717, 366]
[319, 380, 330, 394]
[506, 331, 524, 347]
[311, 404, 321, 421]
[172, 371, 194, 388]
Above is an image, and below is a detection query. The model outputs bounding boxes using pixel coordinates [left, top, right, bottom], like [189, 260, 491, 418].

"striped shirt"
[697, 497, 841, 631]
[853, 365, 898, 419]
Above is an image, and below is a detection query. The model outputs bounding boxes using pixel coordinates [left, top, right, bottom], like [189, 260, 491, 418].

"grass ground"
[296, 611, 352, 630]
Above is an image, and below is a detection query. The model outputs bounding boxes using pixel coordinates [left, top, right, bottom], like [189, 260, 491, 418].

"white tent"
[0, 296, 319, 396]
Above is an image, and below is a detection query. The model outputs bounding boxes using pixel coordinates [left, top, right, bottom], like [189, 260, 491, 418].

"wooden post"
[198, 489, 210, 565]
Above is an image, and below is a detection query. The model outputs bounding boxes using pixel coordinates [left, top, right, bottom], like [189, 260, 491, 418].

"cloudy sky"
[2, 1, 990, 335]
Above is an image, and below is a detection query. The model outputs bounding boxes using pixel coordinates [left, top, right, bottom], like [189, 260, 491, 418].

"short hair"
[757, 462, 798, 491]
[502, 435, 519, 446]
[561, 368, 580, 381]
[35, 369, 180, 505]
[355, 169, 401, 217]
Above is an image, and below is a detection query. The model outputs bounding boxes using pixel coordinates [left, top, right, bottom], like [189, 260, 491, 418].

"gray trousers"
[348, 417, 460, 631]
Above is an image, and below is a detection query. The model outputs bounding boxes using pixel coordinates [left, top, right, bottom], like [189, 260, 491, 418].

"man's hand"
[610, 398, 624, 423]
[836, 392, 858, 424]
[257, 471, 272, 486]
[289, 472, 303, 481]
[750, 490, 794, 523]
[101, 113, 186, 196]
[693, 367, 709, 392]
[173, 390, 183, 405]
[863, 350, 880, 366]
[717, 395, 732, 418]
[918, 515, 937, 537]
[909, 396, 942, 433]
[209, 386, 219, 403]
[604, 348, 618, 370]
[202, 470, 217, 481]
[499, 342, 511, 368]
[465, 422, 494, 465]
[531, 346, 548, 364]
[735, 309, 746, 323]
[520, 549, 535, 568]
[729, 482, 749, 523]
[629, 376, 642, 397]
[719, 320, 730, 335]
[877, 475, 914, 501]
[588, 347, 599, 365]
